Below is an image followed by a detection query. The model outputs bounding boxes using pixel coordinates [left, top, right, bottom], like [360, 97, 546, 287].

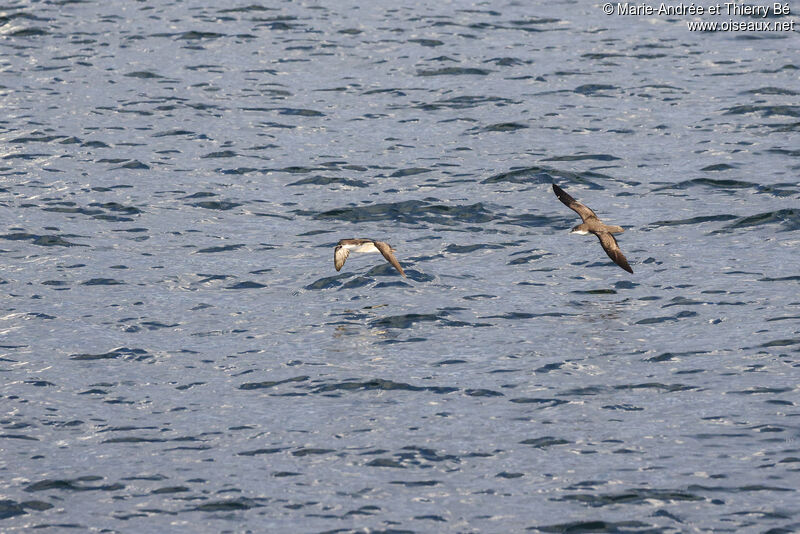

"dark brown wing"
[552, 184, 597, 222]
[374, 241, 406, 278]
[334, 245, 350, 271]
[595, 232, 633, 273]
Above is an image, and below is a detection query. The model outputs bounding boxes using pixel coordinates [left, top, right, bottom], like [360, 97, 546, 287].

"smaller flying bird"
[334, 238, 406, 277]
[552, 184, 633, 274]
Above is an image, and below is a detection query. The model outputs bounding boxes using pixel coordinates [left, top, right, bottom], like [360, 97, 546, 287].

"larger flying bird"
[334, 238, 406, 277]
[552, 184, 633, 273]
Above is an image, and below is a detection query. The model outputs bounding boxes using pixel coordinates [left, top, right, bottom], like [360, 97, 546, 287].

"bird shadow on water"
[304, 265, 432, 290]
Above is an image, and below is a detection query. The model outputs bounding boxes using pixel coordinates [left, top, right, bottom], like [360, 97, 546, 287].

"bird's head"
[570, 225, 589, 235]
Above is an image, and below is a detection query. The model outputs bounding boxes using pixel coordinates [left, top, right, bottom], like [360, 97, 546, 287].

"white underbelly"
[350, 243, 379, 253]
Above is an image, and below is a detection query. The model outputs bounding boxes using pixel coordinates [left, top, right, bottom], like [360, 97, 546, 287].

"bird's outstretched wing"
[334, 245, 350, 271]
[552, 184, 598, 222]
[374, 241, 406, 278]
[596, 232, 633, 273]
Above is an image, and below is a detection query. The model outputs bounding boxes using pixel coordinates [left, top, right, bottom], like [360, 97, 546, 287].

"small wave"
[445, 243, 504, 254]
[519, 437, 570, 448]
[635, 311, 699, 324]
[274, 107, 325, 117]
[700, 163, 737, 171]
[484, 56, 529, 66]
[414, 95, 520, 110]
[81, 278, 124, 286]
[226, 281, 267, 289]
[508, 398, 568, 407]
[719, 209, 800, 232]
[239, 376, 309, 390]
[124, 71, 163, 79]
[201, 150, 237, 158]
[0, 499, 52, 519]
[312, 200, 496, 226]
[189, 498, 262, 512]
[190, 200, 242, 210]
[389, 167, 432, 177]
[24, 478, 124, 492]
[176, 31, 224, 40]
[305, 274, 349, 290]
[555, 488, 704, 506]
[194, 244, 245, 254]
[645, 350, 710, 362]
[69, 347, 149, 361]
[573, 84, 617, 95]
[532, 520, 655, 533]
[287, 176, 368, 187]
[407, 38, 443, 47]
[311, 379, 458, 395]
[469, 122, 528, 133]
[9, 28, 49, 37]
[542, 154, 620, 162]
[741, 87, 799, 96]
[482, 165, 608, 186]
[416, 67, 491, 76]
[650, 214, 738, 227]
[1, 232, 87, 247]
[654, 177, 757, 191]
[371, 313, 443, 329]
[723, 104, 800, 118]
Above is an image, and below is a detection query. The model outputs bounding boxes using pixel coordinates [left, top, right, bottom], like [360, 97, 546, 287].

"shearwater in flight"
[552, 184, 633, 273]
[334, 238, 406, 277]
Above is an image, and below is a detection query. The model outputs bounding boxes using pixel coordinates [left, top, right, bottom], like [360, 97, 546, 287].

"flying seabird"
[334, 238, 406, 278]
[552, 184, 633, 274]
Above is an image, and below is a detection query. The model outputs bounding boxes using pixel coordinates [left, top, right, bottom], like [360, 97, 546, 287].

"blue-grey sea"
[1, 1, 799, 532]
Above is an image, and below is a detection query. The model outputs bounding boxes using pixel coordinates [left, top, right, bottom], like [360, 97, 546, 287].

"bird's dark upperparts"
[552, 184, 633, 274]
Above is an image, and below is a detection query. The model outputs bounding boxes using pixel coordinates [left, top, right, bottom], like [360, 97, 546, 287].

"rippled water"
[1, 1, 799, 532]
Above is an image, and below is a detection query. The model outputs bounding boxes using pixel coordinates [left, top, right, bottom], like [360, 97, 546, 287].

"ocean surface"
[1, 1, 799, 532]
